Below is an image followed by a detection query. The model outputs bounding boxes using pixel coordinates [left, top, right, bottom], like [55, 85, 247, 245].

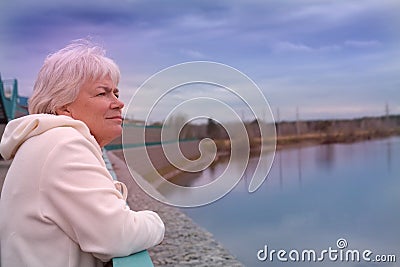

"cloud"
[272, 39, 383, 54]
[344, 40, 382, 48]
[1, 0, 399, 121]
[272, 41, 342, 53]
[273, 41, 314, 53]
[179, 49, 207, 59]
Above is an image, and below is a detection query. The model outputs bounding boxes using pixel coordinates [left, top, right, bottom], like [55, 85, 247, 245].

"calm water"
[180, 137, 400, 267]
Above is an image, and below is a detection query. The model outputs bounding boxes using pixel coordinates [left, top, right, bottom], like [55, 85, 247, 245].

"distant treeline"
[274, 114, 400, 146]
[277, 114, 400, 136]
[115, 114, 400, 151]
[176, 114, 400, 147]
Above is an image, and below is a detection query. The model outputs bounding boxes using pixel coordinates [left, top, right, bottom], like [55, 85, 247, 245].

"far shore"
[163, 129, 400, 182]
[276, 128, 400, 150]
[212, 128, 400, 154]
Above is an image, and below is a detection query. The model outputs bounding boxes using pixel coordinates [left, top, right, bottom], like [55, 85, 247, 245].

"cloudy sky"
[1, 0, 399, 122]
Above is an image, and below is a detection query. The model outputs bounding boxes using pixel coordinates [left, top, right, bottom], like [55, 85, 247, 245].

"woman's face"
[64, 76, 124, 147]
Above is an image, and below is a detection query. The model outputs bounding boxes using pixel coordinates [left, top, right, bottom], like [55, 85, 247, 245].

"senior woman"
[0, 40, 164, 267]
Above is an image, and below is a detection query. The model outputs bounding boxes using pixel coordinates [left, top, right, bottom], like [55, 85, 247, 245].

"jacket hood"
[0, 114, 95, 160]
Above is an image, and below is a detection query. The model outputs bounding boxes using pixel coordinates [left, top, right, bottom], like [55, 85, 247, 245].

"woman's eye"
[114, 93, 119, 98]
[97, 92, 106, 96]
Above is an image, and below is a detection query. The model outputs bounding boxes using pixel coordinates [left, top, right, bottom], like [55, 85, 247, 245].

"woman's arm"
[39, 128, 164, 262]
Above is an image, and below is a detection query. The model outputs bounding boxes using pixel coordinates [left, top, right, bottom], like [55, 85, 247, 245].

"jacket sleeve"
[39, 130, 165, 262]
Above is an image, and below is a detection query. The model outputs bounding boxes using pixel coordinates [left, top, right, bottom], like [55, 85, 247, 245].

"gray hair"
[28, 39, 120, 114]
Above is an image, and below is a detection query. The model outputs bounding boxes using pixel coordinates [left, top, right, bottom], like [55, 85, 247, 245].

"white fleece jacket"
[0, 114, 164, 267]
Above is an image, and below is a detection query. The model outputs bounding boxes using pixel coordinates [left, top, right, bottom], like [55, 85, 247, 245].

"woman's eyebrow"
[97, 86, 119, 93]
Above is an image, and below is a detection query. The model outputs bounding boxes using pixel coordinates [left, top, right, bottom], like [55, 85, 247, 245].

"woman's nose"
[111, 96, 124, 109]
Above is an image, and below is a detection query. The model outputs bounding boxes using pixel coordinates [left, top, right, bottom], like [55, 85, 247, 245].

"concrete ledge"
[107, 151, 244, 267]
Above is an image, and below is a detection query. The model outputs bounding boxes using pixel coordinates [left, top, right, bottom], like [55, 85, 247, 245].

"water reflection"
[316, 144, 335, 170]
[182, 137, 400, 267]
[387, 140, 392, 173]
[297, 147, 302, 187]
[174, 137, 396, 191]
[278, 151, 283, 190]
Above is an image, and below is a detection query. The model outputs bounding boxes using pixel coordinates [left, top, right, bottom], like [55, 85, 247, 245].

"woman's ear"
[55, 105, 72, 116]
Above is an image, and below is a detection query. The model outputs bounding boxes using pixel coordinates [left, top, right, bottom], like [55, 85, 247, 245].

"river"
[176, 137, 400, 266]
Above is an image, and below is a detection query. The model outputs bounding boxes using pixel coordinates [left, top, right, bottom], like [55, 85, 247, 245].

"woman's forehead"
[81, 76, 118, 91]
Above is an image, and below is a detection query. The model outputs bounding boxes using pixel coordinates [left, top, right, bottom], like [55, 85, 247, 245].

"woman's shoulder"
[35, 125, 105, 170]
[23, 116, 102, 157]
[43, 125, 100, 152]
[1, 115, 95, 160]
[45, 124, 88, 138]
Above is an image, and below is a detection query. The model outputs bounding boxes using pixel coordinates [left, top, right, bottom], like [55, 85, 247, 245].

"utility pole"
[385, 102, 390, 128]
[385, 102, 389, 117]
[276, 107, 280, 136]
[296, 106, 300, 135]
[276, 107, 280, 123]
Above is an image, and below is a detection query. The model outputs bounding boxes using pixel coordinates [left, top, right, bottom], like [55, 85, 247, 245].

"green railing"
[104, 138, 198, 151]
[113, 250, 154, 267]
[0, 76, 17, 123]
[0, 74, 28, 122]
